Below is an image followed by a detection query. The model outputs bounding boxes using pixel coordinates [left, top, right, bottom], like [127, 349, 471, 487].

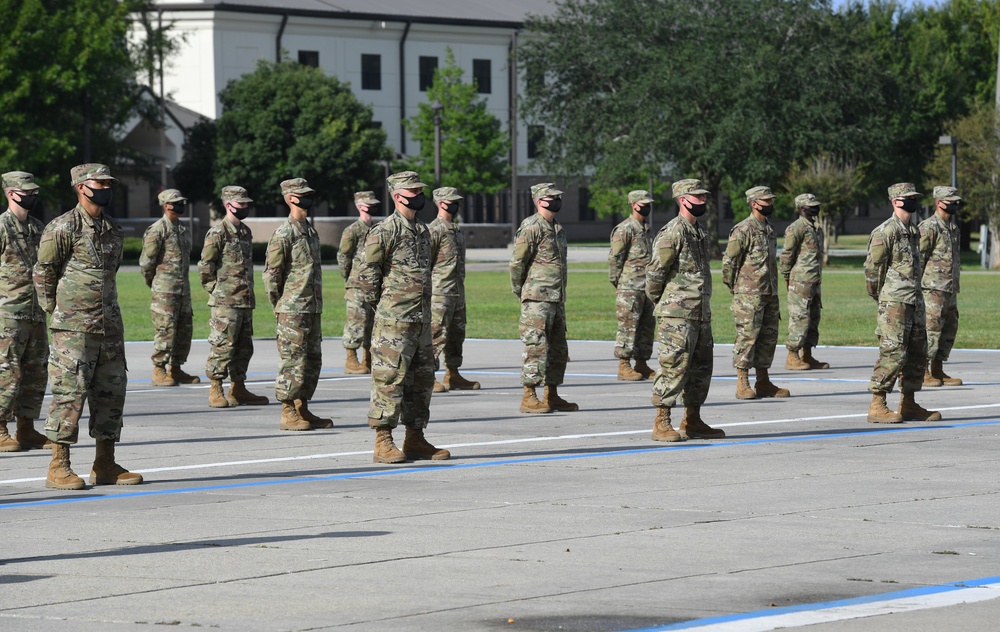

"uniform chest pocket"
[292, 238, 314, 264]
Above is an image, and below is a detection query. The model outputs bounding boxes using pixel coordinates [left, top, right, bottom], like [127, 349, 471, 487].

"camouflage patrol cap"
[745, 186, 776, 203]
[794, 193, 821, 208]
[628, 190, 654, 205]
[433, 187, 463, 202]
[70, 163, 118, 187]
[221, 185, 253, 204]
[671, 179, 709, 198]
[354, 191, 380, 206]
[158, 189, 187, 206]
[280, 178, 315, 196]
[887, 182, 921, 199]
[387, 171, 428, 193]
[530, 182, 563, 199]
[932, 186, 961, 201]
[2, 171, 40, 191]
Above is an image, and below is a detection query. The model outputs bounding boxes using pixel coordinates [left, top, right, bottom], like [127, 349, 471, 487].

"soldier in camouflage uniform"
[139, 188, 201, 387]
[646, 179, 725, 442]
[265, 178, 332, 432]
[510, 183, 578, 414]
[779, 193, 830, 371]
[429, 186, 480, 393]
[358, 171, 450, 463]
[919, 186, 963, 387]
[722, 186, 790, 400]
[33, 164, 142, 489]
[199, 185, 269, 409]
[0, 171, 51, 453]
[608, 190, 655, 382]
[864, 182, 941, 423]
[339, 191, 379, 374]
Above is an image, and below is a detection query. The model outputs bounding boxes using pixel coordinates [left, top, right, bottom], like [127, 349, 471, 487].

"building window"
[361, 54, 381, 90]
[579, 187, 595, 221]
[298, 50, 319, 67]
[419, 56, 438, 91]
[473, 59, 491, 94]
[527, 125, 545, 160]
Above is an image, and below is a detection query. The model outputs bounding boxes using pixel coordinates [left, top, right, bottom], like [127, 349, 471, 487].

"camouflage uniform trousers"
[342, 287, 374, 351]
[205, 306, 254, 382]
[785, 282, 821, 352]
[150, 292, 193, 368]
[651, 317, 713, 409]
[0, 318, 48, 421]
[275, 312, 322, 402]
[923, 289, 959, 362]
[431, 294, 466, 369]
[614, 290, 654, 360]
[732, 294, 780, 369]
[44, 330, 126, 444]
[519, 300, 569, 387]
[367, 319, 434, 429]
[869, 301, 927, 394]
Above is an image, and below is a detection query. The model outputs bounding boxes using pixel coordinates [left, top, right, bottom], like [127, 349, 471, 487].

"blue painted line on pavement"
[3, 418, 999, 511]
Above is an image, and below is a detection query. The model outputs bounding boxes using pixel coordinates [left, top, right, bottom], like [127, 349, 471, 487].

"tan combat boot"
[898, 392, 942, 422]
[363, 347, 373, 372]
[754, 367, 790, 398]
[784, 349, 811, 371]
[923, 366, 943, 387]
[295, 399, 333, 429]
[169, 365, 201, 384]
[402, 426, 451, 461]
[931, 359, 962, 386]
[433, 379, 448, 393]
[152, 365, 177, 387]
[735, 368, 756, 400]
[634, 358, 656, 380]
[679, 406, 726, 439]
[16, 416, 52, 450]
[617, 358, 644, 381]
[345, 348, 367, 374]
[90, 439, 143, 485]
[544, 385, 579, 412]
[867, 392, 903, 424]
[519, 386, 552, 414]
[444, 367, 481, 390]
[651, 408, 682, 442]
[46, 443, 85, 490]
[802, 346, 829, 369]
[0, 420, 21, 452]
[209, 379, 230, 408]
[373, 427, 406, 463]
[229, 381, 269, 406]
[279, 401, 312, 431]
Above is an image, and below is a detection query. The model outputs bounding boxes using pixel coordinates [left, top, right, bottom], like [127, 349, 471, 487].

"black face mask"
[543, 198, 562, 213]
[756, 202, 774, 216]
[686, 201, 707, 217]
[13, 192, 39, 211]
[899, 198, 920, 213]
[636, 204, 651, 217]
[942, 201, 961, 215]
[294, 196, 315, 211]
[804, 207, 820, 217]
[171, 201, 187, 215]
[230, 204, 250, 220]
[400, 192, 426, 211]
[84, 185, 113, 208]
[441, 202, 458, 215]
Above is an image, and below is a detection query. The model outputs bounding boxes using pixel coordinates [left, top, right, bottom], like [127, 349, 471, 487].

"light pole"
[431, 99, 443, 188]
[939, 135, 958, 188]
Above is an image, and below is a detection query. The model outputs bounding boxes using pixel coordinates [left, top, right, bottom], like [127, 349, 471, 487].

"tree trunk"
[990, 220, 1000, 270]
[699, 171, 723, 258]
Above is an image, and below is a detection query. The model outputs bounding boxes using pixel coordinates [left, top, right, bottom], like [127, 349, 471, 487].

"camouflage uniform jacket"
[918, 213, 960, 294]
[338, 219, 371, 289]
[198, 217, 255, 308]
[429, 216, 466, 297]
[358, 210, 432, 323]
[0, 209, 44, 322]
[33, 204, 124, 334]
[779, 216, 823, 287]
[645, 215, 712, 322]
[864, 215, 921, 305]
[509, 212, 568, 303]
[139, 215, 191, 296]
[264, 217, 323, 314]
[608, 216, 651, 292]
[722, 214, 778, 296]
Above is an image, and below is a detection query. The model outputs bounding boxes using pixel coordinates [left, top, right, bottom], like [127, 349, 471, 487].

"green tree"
[403, 49, 509, 194]
[172, 118, 218, 205]
[214, 59, 389, 209]
[784, 153, 867, 263]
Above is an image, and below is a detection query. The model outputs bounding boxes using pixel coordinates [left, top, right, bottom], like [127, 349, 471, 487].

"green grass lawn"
[119, 266, 999, 350]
